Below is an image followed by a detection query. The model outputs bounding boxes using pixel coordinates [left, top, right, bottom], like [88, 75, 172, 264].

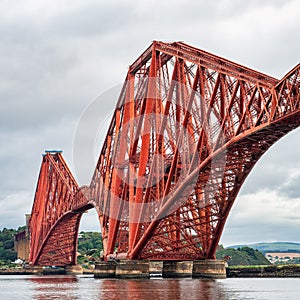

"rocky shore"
[227, 265, 300, 277]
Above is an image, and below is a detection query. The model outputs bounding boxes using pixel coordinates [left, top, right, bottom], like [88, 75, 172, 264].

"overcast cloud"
[0, 0, 299, 246]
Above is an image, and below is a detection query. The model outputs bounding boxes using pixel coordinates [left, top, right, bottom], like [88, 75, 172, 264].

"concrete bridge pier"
[94, 259, 226, 279]
[115, 260, 150, 279]
[193, 260, 226, 279]
[95, 260, 150, 279]
[149, 261, 163, 276]
[65, 265, 83, 274]
[162, 261, 193, 277]
[94, 261, 116, 278]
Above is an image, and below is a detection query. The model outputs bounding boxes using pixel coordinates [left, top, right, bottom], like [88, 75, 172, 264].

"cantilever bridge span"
[29, 41, 299, 266]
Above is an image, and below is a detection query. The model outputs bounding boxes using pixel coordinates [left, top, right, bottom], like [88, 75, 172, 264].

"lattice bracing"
[29, 42, 299, 265]
[90, 41, 299, 260]
[29, 151, 91, 266]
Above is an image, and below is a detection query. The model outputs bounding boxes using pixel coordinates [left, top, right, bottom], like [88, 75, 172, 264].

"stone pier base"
[162, 261, 193, 278]
[27, 266, 44, 274]
[93, 259, 226, 279]
[94, 261, 116, 278]
[65, 264, 83, 274]
[193, 260, 226, 279]
[115, 260, 150, 279]
[149, 261, 163, 276]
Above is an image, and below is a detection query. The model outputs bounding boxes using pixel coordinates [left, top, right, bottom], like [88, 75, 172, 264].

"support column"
[149, 261, 163, 276]
[65, 265, 83, 275]
[162, 261, 193, 278]
[115, 260, 150, 279]
[94, 261, 116, 278]
[193, 260, 226, 279]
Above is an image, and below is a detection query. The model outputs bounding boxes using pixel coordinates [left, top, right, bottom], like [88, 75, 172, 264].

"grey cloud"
[207, 0, 300, 78]
[222, 222, 300, 246]
[0, 191, 33, 229]
[277, 172, 300, 199]
[79, 209, 101, 232]
[72, 83, 122, 184]
[240, 127, 300, 195]
[47, 1, 137, 38]
[221, 189, 300, 246]
[0, 0, 299, 247]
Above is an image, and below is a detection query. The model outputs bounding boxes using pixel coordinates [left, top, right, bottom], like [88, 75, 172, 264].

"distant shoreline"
[0, 268, 41, 275]
[0, 267, 93, 276]
[227, 264, 300, 277]
[1, 265, 300, 278]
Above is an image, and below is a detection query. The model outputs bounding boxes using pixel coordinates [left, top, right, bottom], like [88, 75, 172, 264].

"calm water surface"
[0, 275, 299, 300]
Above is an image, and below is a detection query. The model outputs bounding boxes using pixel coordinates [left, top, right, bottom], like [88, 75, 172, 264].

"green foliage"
[78, 231, 103, 252]
[0, 227, 104, 267]
[77, 232, 103, 266]
[17, 226, 26, 232]
[216, 246, 271, 266]
[3, 225, 288, 269]
[0, 228, 18, 264]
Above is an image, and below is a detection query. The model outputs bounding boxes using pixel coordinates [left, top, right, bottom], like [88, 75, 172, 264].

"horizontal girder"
[90, 41, 299, 260]
[29, 41, 299, 264]
[29, 153, 91, 265]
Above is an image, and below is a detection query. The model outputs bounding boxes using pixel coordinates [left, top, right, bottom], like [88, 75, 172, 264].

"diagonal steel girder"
[90, 41, 299, 260]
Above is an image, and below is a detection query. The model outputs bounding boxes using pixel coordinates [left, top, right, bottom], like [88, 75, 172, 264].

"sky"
[0, 0, 299, 247]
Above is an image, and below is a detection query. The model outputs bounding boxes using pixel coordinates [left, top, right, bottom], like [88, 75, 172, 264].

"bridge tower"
[29, 150, 91, 267]
[90, 41, 300, 261]
[28, 42, 299, 271]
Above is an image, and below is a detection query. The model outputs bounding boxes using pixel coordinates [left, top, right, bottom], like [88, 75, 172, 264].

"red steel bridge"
[29, 41, 300, 266]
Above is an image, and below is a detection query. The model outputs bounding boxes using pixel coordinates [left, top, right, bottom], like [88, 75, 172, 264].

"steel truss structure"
[29, 151, 92, 265]
[29, 42, 300, 265]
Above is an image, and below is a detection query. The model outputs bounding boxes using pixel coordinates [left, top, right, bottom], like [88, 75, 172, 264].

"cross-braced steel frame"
[90, 42, 300, 260]
[29, 42, 299, 265]
[29, 151, 92, 266]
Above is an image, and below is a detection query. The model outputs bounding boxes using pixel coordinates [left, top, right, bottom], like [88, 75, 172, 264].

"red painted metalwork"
[29, 151, 92, 266]
[90, 42, 300, 261]
[29, 42, 299, 265]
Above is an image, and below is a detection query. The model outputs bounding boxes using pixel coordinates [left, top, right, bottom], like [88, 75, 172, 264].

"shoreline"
[0, 267, 93, 276]
[1, 264, 300, 278]
[227, 264, 300, 277]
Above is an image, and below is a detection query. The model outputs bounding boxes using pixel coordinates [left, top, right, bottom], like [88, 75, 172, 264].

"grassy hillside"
[3, 225, 297, 268]
[216, 246, 271, 266]
[229, 242, 300, 254]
